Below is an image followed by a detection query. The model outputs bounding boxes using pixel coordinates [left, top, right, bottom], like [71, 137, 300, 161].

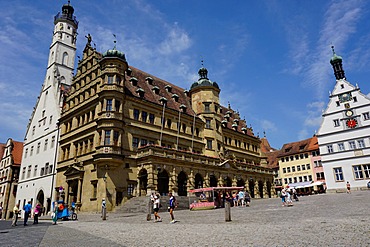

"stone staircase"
[115, 196, 190, 214]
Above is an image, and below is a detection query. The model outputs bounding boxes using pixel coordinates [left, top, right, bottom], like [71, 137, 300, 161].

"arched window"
[62, 52, 69, 66]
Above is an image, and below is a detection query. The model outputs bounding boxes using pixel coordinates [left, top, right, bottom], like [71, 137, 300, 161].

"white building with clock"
[317, 47, 370, 192]
[15, 2, 78, 215]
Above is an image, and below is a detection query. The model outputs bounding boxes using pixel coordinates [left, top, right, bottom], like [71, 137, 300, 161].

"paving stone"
[0, 191, 369, 246]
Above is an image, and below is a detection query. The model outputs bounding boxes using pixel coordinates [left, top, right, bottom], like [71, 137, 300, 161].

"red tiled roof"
[124, 66, 255, 137]
[0, 143, 5, 159]
[278, 136, 316, 157]
[12, 140, 24, 165]
[260, 137, 280, 168]
[125, 66, 196, 116]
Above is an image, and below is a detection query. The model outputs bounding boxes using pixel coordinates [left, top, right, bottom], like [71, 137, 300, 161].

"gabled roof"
[278, 136, 315, 157]
[125, 66, 196, 116]
[0, 143, 5, 159]
[12, 140, 24, 165]
[260, 137, 280, 168]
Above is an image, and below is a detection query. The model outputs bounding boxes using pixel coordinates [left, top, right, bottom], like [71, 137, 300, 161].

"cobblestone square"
[1, 191, 369, 247]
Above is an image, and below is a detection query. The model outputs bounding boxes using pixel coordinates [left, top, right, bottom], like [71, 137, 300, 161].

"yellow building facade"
[55, 40, 274, 212]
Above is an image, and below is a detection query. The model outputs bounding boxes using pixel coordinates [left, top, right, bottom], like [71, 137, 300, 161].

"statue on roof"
[85, 33, 92, 46]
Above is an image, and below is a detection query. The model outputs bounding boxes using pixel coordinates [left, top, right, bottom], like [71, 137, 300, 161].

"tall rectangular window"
[107, 75, 113, 84]
[142, 111, 148, 122]
[132, 137, 139, 148]
[207, 139, 213, 149]
[334, 167, 344, 181]
[27, 165, 31, 178]
[363, 164, 370, 178]
[357, 139, 365, 149]
[338, 143, 345, 151]
[140, 139, 147, 147]
[113, 131, 119, 146]
[44, 139, 48, 151]
[37, 143, 41, 154]
[24, 148, 28, 158]
[149, 113, 155, 124]
[363, 112, 370, 120]
[204, 103, 210, 112]
[106, 99, 113, 111]
[104, 130, 111, 145]
[333, 119, 340, 127]
[115, 100, 120, 112]
[205, 119, 211, 129]
[349, 141, 356, 150]
[33, 165, 38, 177]
[133, 109, 140, 120]
[353, 165, 363, 179]
[327, 145, 333, 153]
[51, 136, 55, 148]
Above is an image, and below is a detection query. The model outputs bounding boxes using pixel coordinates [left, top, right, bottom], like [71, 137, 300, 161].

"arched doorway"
[157, 169, 169, 196]
[258, 180, 264, 198]
[195, 173, 203, 189]
[266, 181, 272, 198]
[224, 176, 232, 187]
[210, 175, 217, 187]
[177, 171, 187, 196]
[237, 178, 245, 188]
[36, 190, 45, 214]
[249, 179, 255, 198]
[138, 169, 148, 196]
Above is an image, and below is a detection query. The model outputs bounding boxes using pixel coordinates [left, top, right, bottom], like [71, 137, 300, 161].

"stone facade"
[55, 37, 274, 212]
[0, 139, 23, 219]
[317, 48, 370, 192]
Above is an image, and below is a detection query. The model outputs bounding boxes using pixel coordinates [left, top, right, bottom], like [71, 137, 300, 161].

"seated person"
[199, 192, 206, 201]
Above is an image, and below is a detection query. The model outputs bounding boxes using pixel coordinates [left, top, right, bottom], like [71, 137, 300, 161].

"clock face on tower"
[346, 118, 358, 128]
[339, 92, 352, 103]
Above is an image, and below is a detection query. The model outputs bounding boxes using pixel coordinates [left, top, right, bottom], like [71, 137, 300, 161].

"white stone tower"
[16, 1, 78, 215]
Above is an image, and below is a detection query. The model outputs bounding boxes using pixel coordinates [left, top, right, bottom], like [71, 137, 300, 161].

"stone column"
[204, 172, 210, 188]
[263, 180, 268, 198]
[77, 178, 82, 204]
[146, 164, 156, 196]
[232, 175, 237, 187]
[244, 179, 249, 193]
[254, 180, 260, 199]
[218, 174, 224, 187]
[170, 166, 177, 196]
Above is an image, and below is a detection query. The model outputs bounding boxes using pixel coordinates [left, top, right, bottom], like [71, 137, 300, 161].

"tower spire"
[330, 46, 345, 80]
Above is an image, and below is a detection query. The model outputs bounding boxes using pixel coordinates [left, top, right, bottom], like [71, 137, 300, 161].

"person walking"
[153, 194, 162, 222]
[23, 201, 32, 226]
[11, 204, 20, 226]
[52, 201, 58, 225]
[238, 190, 245, 207]
[346, 181, 351, 193]
[33, 203, 41, 224]
[0, 205, 3, 220]
[168, 192, 177, 223]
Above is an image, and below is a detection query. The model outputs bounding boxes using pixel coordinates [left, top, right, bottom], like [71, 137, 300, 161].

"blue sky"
[1, 0, 370, 149]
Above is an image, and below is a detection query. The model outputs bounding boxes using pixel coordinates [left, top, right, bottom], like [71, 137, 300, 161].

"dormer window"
[226, 111, 232, 117]
[241, 127, 247, 134]
[221, 120, 227, 127]
[165, 85, 172, 93]
[179, 104, 187, 113]
[126, 68, 132, 76]
[232, 123, 238, 131]
[136, 88, 145, 98]
[146, 77, 153, 85]
[130, 77, 138, 86]
[233, 119, 239, 125]
[224, 115, 230, 121]
[152, 86, 159, 94]
[172, 94, 179, 102]
[183, 90, 189, 97]
[159, 97, 167, 105]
